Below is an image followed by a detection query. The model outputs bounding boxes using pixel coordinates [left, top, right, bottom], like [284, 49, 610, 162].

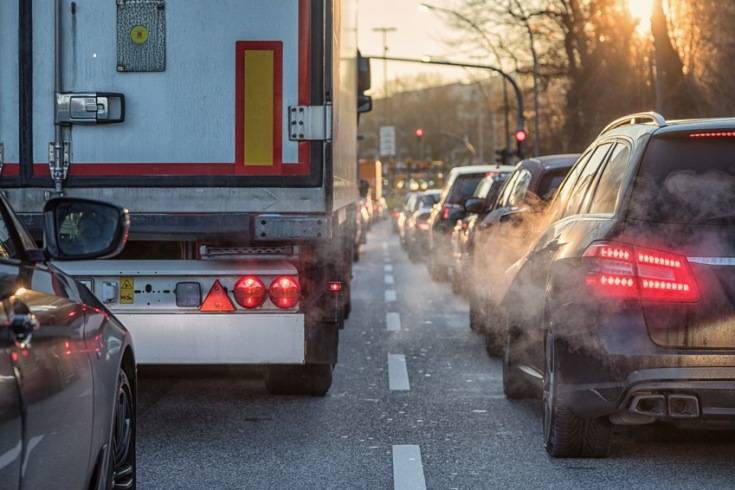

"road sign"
[379, 126, 396, 157]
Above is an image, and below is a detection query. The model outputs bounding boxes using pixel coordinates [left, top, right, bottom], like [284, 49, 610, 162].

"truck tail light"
[234, 276, 267, 309]
[200, 280, 236, 312]
[269, 276, 300, 309]
[584, 242, 699, 302]
[328, 281, 343, 293]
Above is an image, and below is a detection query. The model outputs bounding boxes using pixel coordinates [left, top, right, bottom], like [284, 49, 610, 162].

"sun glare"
[627, 0, 655, 35]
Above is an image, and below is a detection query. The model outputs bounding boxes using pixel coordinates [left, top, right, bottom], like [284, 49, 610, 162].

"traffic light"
[514, 129, 527, 158]
[415, 128, 424, 142]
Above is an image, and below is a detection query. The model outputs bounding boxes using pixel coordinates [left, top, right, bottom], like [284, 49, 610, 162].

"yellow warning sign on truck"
[120, 277, 135, 304]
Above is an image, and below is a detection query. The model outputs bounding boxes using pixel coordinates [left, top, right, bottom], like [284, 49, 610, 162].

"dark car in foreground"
[467, 155, 577, 353]
[427, 165, 510, 281]
[501, 113, 735, 458]
[449, 169, 513, 294]
[0, 195, 134, 488]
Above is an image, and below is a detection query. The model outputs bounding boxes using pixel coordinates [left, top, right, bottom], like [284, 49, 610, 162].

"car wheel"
[502, 325, 536, 399]
[468, 295, 484, 333]
[543, 332, 610, 458]
[482, 303, 504, 356]
[450, 267, 463, 295]
[107, 369, 136, 490]
[266, 364, 333, 396]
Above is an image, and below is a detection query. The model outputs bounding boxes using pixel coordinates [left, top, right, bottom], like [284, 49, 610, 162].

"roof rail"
[599, 112, 666, 136]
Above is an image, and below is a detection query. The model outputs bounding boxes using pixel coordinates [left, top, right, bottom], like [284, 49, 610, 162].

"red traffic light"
[514, 129, 527, 142]
[415, 128, 424, 138]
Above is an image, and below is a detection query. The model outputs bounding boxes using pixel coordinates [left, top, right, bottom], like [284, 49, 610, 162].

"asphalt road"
[137, 221, 735, 489]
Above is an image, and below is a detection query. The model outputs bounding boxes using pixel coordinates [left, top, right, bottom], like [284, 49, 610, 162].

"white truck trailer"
[0, 0, 371, 395]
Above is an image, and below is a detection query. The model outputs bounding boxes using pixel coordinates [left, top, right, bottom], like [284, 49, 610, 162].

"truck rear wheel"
[265, 364, 333, 396]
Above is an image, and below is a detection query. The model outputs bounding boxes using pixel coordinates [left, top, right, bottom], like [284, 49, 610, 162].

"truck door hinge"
[48, 141, 72, 183]
[288, 104, 332, 142]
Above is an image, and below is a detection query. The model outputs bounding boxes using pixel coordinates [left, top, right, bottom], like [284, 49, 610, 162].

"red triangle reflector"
[200, 280, 236, 312]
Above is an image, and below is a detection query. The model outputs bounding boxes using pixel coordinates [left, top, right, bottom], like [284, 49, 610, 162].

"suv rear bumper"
[559, 349, 735, 423]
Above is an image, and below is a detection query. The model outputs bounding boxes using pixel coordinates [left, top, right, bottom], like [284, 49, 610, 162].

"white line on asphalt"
[386, 312, 401, 332]
[385, 274, 395, 285]
[384, 264, 393, 272]
[382, 242, 388, 250]
[392, 445, 427, 490]
[385, 289, 397, 302]
[388, 354, 410, 391]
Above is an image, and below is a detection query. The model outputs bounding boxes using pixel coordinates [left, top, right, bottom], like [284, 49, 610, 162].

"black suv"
[501, 113, 735, 458]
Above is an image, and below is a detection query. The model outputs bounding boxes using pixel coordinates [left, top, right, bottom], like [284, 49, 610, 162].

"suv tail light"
[269, 276, 300, 309]
[233, 276, 267, 309]
[583, 242, 699, 302]
[200, 280, 236, 312]
[441, 206, 451, 220]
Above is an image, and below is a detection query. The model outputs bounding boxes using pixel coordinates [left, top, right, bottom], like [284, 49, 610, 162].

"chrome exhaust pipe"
[668, 394, 700, 419]
[630, 394, 666, 417]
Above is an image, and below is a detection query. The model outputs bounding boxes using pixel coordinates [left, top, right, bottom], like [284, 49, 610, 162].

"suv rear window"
[629, 137, 735, 223]
[446, 174, 484, 205]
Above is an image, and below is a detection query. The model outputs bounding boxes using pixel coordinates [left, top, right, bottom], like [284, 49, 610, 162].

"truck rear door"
[3, 0, 325, 193]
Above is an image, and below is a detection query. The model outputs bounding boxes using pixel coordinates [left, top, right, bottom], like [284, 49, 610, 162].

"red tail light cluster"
[200, 275, 300, 312]
[442, 206, 451, 220]
[268, 276, 301, 309]
[584, 242, 699, 302]
[234, 276, 267, 309]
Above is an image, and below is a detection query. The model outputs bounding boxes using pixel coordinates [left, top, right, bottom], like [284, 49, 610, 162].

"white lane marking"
[385, 289, 397, 302]
[386, 312, 401, 332]
[384, 257, 392, 263]
[382, 242, 388, 250]
[388, 354, 410, 391]
[392, 445, 427, 490]
[384, 264, 394, 272]
[385, 274, 395, 285]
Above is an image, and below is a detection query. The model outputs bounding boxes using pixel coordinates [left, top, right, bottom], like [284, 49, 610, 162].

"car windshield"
[629, 136, 735, 223]
[418, 193, 439, 208]
[446, 174, 484, 205]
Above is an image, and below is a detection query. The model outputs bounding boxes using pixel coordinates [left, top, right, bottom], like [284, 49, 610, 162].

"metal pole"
[52, 0, 65, 194]
[369, 55, 526, 133]
[18, 0, 34, 186]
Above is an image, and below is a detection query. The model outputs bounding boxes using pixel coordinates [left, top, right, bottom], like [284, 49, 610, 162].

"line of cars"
[396, 113, 735, 458]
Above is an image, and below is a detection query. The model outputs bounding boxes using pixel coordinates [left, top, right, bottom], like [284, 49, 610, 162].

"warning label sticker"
[120, 277, 135, 304]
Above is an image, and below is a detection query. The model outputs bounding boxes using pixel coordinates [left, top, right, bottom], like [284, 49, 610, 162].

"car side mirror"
[464, 198, 485, 214]
[43, 198, 130, 261]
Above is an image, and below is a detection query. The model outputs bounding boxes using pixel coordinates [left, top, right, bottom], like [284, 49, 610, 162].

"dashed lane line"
[392, 445, 427, 490]
[385, 289, 397, 302]
[388, 354, 410, 391]
[385, 274, 395, 285]
[386, 312, 401, 332]
[384, 264, 393, 272]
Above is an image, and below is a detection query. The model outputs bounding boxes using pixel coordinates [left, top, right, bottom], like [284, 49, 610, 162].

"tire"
[484, 304, 504, 357]
[266, 364, 333, 396]
[469, 294, 484, 333]
[502, 325, 537, 400]
[353, 247, 360, 263]
[106, 369, 136, 490]
[450, 267, 463, 295]
[543, 333, 611, 458]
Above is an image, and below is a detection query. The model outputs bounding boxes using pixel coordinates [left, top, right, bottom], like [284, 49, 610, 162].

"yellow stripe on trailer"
[243, 50, 275, 167]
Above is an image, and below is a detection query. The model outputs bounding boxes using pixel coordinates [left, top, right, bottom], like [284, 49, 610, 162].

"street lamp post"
[368, 55, 526, 144]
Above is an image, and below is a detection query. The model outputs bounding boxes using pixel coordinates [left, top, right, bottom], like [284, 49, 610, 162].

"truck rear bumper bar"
[117, 313, 305, 364]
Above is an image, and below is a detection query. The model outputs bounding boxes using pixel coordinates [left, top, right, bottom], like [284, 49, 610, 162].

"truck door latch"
[56, 92, 126, 125]
[288, 104, 332, 141]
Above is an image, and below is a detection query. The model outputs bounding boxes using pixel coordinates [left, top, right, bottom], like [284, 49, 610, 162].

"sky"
[357, 0, 470, 96]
